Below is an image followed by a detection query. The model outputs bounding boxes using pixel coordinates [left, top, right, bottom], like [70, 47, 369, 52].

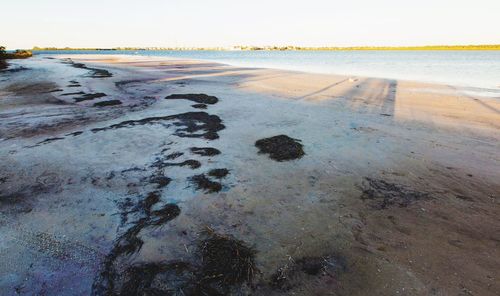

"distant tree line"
[30, 44, 500, 51]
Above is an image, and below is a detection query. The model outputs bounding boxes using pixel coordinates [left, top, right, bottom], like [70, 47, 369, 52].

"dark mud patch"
[165, 93, 219, 104]
[91, 112, 225, 140]
[1, 172, 63, 214]
[63, 59, 113, 78]
[192, 103, 207, 109]
[271, 255, 347, 291]
[361, 178, 430, 209]
[190, 147, 221, 157]
[189, 174, 222, 193]
[455, 194, 474, 202]
[5, 82, 63, 99]
[0, 191, 33, 214]
[74, 92, 107, 102]
[255, 135, 305, 161]
[208, 168, 229, 179]
[93, 99, 122, 107]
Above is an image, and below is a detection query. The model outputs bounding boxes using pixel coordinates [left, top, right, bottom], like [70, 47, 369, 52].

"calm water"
[35, 50, 500, 90]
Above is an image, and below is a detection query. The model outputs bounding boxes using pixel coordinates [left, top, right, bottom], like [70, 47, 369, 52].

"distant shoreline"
[30, 44, 500, 51]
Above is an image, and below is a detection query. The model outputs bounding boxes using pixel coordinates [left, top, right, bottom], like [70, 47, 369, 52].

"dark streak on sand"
[165, 93, 219, 105]
[255, 135, 305, 161]
[91, 112, 225, 140]
[43, 89, 64, 93]
[93, 100, 122, 107]
[74, 93, 107, 102]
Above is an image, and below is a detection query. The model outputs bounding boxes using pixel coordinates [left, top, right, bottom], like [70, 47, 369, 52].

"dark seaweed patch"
[119, 261, 196, 296]
[61, 91, 85, 96]
[255, 135, 305, 161]
[192, 103, 207, 109]
[91, 112, 225, 140]
[74, 92, 107, 102]
[190, 147, 221, 157]
[65, 131, 83, 137]
[361, 178, 430, 209]
[92, 192, 180, 295]
[198, 229, 256, 287]
[37, 137, 64, 145]
[67, 81, 81, 87]
[208, 168, 229, 179]
[165, 93, 219, 104]
[149, 175, 172, 189]
[93, 100, 122, 107]
[63, 59, 113, 78]
[166, 152, 183, 160]
[43, 88, 63, 93]
[27, 137, 65, 147]
[189, 174, 222, 193]
[152, 159, 201, 170]
[112, 230, 256, 295]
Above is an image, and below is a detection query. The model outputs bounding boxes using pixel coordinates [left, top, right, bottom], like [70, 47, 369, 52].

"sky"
[1, 0, 499, 49]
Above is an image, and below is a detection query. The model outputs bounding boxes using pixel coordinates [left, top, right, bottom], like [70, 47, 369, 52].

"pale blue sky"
[2, 0, 499, 49]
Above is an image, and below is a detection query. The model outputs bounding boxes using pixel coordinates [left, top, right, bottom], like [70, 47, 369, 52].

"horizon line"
[24, 44, 500, 51]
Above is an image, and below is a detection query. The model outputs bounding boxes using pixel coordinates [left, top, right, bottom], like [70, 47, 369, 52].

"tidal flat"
[0, 55, 499, 295]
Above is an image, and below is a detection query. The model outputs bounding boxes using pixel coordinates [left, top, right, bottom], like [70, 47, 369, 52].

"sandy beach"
[0, 54, 499, 295]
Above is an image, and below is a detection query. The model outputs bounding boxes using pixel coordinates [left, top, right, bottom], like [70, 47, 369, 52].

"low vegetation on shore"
[0, 46, 33, 59]
[0, 46, 32, 69]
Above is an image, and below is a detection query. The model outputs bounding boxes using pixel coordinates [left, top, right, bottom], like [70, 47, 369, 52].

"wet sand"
[0, 54, 499, 295]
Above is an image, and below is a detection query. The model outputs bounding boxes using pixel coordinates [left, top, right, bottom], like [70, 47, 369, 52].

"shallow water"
[35, 50, 500, 90]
